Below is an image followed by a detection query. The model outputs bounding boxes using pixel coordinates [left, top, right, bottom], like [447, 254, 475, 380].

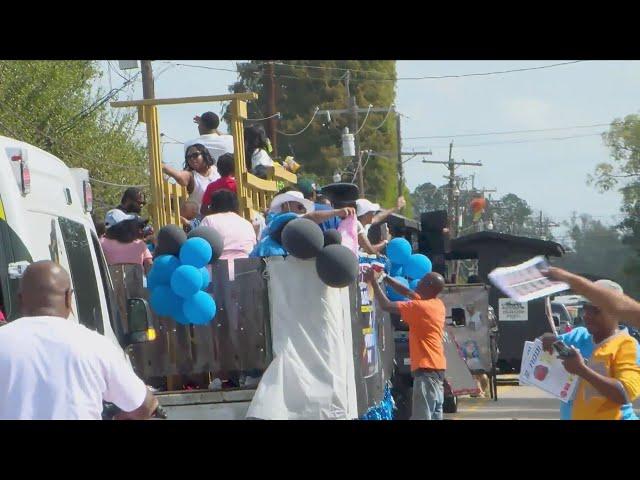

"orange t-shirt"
[397, 298, 446, 372]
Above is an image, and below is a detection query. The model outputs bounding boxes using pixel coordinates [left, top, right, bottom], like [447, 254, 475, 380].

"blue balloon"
[146, 268, 161, 290]
[150, 285, 182, 317]
[389, 263, 404, 277]
[386, 276, 410, 301]
[404, 254, 432, 280]
[386, 238, 412, 266]
[151, 254, 181, 284]
[183, 291, 217, 325]
[170, 265, 202, 299]
[173, 309, 190, 325]
[179, 237, 213, 268]
[200, 267, 211, 290]
[409, 279, 420, 291]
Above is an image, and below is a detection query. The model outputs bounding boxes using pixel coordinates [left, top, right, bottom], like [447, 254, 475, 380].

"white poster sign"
[499, 298, 528, 322]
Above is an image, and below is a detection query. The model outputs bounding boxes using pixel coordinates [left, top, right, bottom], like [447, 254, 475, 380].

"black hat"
[320, 183, 359, 205]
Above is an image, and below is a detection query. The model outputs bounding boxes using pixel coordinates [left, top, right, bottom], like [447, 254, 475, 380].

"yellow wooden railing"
[111, 93, 297, 230]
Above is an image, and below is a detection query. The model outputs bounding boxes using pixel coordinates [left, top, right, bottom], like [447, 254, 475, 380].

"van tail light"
[83, 180, 93, 213]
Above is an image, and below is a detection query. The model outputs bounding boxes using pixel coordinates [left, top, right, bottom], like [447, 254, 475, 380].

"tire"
[443, 394, 458, 414]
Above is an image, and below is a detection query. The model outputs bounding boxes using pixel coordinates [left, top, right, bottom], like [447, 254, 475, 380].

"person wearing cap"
[100, 209, 153, 274]
[184, 111, 234, 162]
[540, 269, 640, 420]
[268, 188, 355, 226]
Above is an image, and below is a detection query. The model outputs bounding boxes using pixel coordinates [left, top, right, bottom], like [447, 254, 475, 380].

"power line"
[277, 107, 320, 136]
[90, 177, 149, 188]
[405, 122, 611, 140]
[412, 132, 604, 150]
[166, 60, 588, 83]
[246, 112, 281, 122]
[370, 105, 395, 130]
[274, 61, 588, 81]
[353, 105, 373, 135]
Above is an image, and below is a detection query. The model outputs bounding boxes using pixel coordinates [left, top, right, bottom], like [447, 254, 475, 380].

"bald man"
[0, 260, 158, 420]
[365, 269, 447, 420]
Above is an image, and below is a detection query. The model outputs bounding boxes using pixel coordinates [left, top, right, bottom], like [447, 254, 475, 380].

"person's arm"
[364, 269, 401, 315]
[383, 274, 420, 300]
[562, 347, 628, 405]
[113, 389, 159, 420]
[304, 207, 355, 224]
[142, 247, 153, 275]
[371, 196, 406, 225]
[546, 267, 640, 328]
[162, 164, 193, 190]
[358, 233, 387, 255]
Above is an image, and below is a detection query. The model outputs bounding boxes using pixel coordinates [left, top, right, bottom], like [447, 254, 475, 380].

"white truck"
[0, 135, 155, 375]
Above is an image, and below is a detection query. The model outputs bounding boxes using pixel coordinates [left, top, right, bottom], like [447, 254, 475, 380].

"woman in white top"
[244, 124, 274, 178]
[162, 143, 220, 211]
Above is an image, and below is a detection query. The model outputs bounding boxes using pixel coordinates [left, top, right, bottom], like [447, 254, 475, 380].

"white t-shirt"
[190, 169, 220, 208]
[184, 134, 234, 162]
[0, 316, 148, 420]
[251, 149, 274, 170]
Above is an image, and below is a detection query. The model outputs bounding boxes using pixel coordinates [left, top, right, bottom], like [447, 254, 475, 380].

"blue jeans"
[411, 370, 444, 420]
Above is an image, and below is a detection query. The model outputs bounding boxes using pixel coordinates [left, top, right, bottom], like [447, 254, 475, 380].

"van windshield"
[58, 217, 103, 334]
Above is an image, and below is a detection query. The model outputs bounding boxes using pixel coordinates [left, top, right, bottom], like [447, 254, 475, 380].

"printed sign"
[499, 298, 528, 322]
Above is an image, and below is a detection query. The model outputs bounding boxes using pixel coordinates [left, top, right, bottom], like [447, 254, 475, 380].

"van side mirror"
[125, 298, 156, 346]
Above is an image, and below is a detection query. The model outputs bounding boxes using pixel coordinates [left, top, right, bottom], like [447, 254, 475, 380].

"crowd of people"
[4, 109, 640, 421]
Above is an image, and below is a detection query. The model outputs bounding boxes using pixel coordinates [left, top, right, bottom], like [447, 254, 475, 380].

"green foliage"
[555, 214, 640, 298]
[0, 61, 147, 217]
[227, 61, 407, 212]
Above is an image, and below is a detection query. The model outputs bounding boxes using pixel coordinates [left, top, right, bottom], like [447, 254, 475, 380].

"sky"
[99, 60, 640, 237]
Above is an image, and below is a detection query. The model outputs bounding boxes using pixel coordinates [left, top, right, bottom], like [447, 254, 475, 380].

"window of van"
[58, 217, 104, 334]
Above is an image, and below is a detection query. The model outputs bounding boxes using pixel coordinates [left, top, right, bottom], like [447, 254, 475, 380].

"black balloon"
[154, 225, 187, 257]
[270, 216, 297, 245]
[315, 244, 359, 288]
[323, 229, 342, 246]
[188, 226, 224, 263]
[281, 218, 325, 259]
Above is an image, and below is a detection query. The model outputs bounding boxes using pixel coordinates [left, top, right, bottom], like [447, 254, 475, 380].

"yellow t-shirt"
[572, 332, 640, 420]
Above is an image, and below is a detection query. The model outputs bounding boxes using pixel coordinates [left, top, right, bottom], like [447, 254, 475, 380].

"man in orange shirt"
[365, 269, 447, 420]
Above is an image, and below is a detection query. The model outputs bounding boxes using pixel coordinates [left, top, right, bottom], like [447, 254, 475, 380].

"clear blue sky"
[100, 60, 640, 233]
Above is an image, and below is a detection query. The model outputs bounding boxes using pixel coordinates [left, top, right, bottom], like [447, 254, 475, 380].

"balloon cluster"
[385, 237, 432, 301]
[147, 225, 223, 325]
[280, 218, 359, 288]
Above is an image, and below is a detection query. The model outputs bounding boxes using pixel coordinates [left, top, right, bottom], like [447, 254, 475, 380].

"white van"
[0, 135, 153, 349]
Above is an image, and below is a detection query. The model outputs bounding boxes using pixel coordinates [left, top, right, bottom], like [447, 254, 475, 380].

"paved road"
[445, 379, 559, 420]
[445, 377, 640, 420]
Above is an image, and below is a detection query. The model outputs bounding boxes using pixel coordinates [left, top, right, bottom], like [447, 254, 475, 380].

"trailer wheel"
[443, 394, 458, 414]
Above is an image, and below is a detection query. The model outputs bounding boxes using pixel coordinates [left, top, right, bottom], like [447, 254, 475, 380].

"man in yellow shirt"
[543, 269, 640, 419]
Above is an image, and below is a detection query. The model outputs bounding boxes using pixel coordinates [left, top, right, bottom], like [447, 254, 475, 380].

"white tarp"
[246, 256, 358, 420]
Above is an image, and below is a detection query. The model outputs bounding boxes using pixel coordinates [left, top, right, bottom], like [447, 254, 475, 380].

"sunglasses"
[187, 151, 203, 159]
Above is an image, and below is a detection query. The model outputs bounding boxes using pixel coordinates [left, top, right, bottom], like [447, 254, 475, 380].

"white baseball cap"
[269, 191, 315, 214]
[356, 199, 381, 217]
[582, 279, 624, 306]
[104, 209, 137, 229]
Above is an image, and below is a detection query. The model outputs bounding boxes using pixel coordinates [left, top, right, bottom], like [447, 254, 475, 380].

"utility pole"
[396, 113, 403, 198]
[140, 60, 155, 100]
[421, 141, 482, 238]
[264, 61, 278, 157]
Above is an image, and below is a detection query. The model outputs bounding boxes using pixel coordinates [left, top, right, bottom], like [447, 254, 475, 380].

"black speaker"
[419, 210, 450, 255]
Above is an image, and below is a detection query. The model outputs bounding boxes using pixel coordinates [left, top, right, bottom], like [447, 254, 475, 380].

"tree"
[0, 61, 147, 217]
[226, 61, 411, 212]
[591, 114, 640, 272]
[555, 214, 640, 299]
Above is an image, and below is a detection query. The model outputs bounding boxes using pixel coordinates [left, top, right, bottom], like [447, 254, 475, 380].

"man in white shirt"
[184, 111, 234, 163]
[0, 260, 158, 420]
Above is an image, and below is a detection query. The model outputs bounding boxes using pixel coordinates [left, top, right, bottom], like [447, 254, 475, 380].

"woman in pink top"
[200, 190, 257, 260]
[100, 209, 153, 273]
